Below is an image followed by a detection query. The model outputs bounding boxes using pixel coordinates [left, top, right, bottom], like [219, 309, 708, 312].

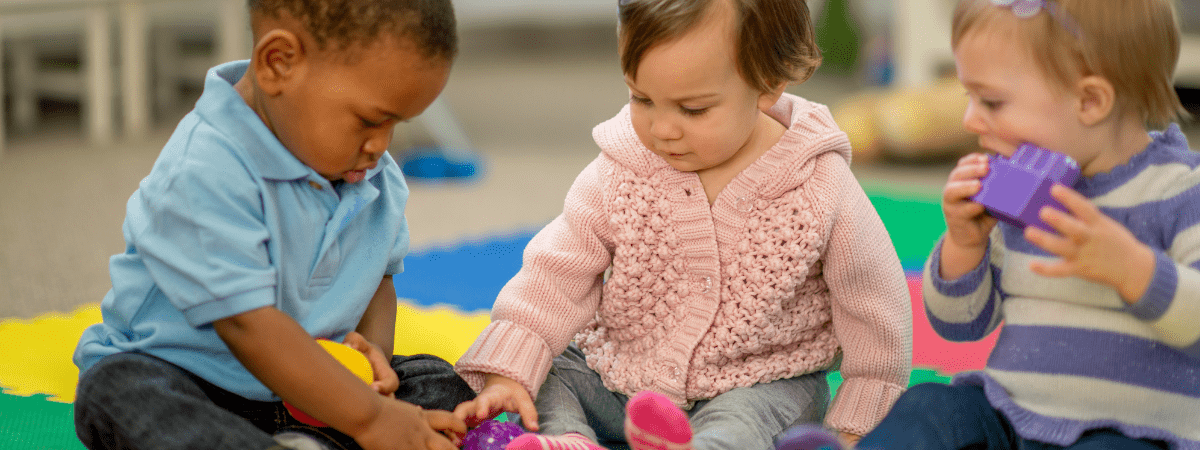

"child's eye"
[680, 106, 709, 116]
[981, 99, 1003, 110]
[361, 118, 383, 128]
[630, 95, 652, 106]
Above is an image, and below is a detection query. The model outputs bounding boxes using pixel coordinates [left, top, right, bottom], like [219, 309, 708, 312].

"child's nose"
[649, 115, 681, 141]
[363, 128, 393, 158]
[962, 101, 987, 135]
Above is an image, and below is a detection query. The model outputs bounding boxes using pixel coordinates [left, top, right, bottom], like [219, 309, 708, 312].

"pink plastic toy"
[971, 143, 1080, 232]
[461, 419, 523, 450]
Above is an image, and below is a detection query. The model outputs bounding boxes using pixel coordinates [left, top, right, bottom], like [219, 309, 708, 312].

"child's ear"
[251, 29, 306, 97]
[757, 82, 788, 111]
[1075, 75, 1115, 126]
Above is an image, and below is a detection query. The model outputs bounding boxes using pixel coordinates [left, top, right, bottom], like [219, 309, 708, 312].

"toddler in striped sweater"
[787, 0, 1200, 449]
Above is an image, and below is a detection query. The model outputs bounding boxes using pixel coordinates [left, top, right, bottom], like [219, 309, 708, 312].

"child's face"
[270, 38, 450, 183]
[624, 4, 778, 174]
[954, 23, 1090, 165]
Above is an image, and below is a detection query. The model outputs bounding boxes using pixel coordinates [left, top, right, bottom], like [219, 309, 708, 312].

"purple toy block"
[971, 143, 1080, 231]
[461, 419, 523, 450]
[774, 424, 844, 450]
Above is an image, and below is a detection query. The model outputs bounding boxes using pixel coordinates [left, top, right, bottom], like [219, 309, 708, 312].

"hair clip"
[991, 0, 1082, 38]
[991, 0, 1043, 18]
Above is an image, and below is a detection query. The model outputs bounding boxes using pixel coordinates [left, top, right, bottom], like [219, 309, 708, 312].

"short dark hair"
[618, 0, 821, 93]
[248, 0, 457, 62]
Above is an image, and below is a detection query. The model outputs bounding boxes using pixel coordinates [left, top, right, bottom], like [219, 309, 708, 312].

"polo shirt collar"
[195, 60, 313, 181]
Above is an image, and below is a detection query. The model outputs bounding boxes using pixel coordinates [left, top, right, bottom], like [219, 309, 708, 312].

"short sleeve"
[131, 149, 277, 327]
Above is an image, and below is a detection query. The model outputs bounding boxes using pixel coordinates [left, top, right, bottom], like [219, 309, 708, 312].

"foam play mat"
[0, 189, 997, 448]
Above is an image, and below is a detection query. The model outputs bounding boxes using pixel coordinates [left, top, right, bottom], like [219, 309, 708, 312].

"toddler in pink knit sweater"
[453, 1, 913, 449]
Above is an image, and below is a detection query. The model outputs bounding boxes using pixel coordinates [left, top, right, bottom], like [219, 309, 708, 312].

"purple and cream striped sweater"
[923, 124, 1200, 449]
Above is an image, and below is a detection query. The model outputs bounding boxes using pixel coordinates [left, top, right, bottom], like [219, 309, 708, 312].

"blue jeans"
[857, 383, 1167, 450]
[534, 345, 830, 450]
[74, 351, 476, 450]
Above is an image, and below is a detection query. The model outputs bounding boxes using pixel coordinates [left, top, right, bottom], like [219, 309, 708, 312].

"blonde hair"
[951, 0, 1187, 128]
[617, 0, 822, 94]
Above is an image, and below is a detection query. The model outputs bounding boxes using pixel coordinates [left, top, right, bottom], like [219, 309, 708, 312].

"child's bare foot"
[623, 391, 693, 450]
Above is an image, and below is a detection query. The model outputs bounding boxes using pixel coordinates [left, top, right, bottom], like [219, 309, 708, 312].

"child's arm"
[921, 152, 1005, 343]
[1026, 185, 1200, 358]
[820, 156, 912, 436]
[214, 306, 463, 450]
[454, 158, 614, 419]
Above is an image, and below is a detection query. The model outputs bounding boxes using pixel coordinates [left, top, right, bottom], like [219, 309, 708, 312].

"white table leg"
[120, 0, 148, 140]
[9, 36, 36, 134]
[85, 3, 113, 145]
[0, 17, 6, 159]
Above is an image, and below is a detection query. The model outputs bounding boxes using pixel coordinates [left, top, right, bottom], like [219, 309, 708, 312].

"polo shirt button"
[309, 180, 323, 190]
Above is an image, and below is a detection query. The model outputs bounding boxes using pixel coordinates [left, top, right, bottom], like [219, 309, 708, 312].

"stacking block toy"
[971, 144, 1080, 231]
[284, 339, 374, 427]
[461, 419, 523, 450]
[774, 424, 843, 450]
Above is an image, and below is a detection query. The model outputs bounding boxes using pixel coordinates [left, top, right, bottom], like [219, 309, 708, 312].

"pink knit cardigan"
[455, 93, 912, 435]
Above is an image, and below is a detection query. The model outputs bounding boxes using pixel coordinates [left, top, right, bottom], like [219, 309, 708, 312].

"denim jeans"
[74, 351, 476, 450]
[857, 383, 1167, 450]
[534, 345, 830, 450]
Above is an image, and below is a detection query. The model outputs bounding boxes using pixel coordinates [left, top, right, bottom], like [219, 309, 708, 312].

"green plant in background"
[814, 0, 862, 76]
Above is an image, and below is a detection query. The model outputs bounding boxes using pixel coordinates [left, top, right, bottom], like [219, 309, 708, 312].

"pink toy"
[461, 419, 523, 450]
[971, 143, 1080, 232]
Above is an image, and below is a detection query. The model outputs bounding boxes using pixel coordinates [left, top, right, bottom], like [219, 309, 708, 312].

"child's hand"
[940, 153, 998, 278]
[452, 374, 539, 431]
[353, 399, 465, 450]
[839, 431, 861, 447]
[1024, 185, 1155, 303]
[342, 331, 400, 396]
[943, 153, 998, 249]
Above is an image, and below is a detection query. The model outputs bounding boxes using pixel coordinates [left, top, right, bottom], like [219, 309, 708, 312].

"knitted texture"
[456, 94, 912, 435]
[923, 124, 1200, 449]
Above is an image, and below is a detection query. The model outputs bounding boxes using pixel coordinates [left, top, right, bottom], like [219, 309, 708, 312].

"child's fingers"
[425, 410, 467, 436]
[943, 179, 983, 204]
[1050, 184, 1101, 222]
[1024, 225, 1076, 259]
[1029, 259, 1075, 278]
[515, 397, 540, 432]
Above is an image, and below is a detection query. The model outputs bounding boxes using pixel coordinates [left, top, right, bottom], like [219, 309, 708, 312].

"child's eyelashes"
[629, 95, 709, 116]
[360, 118, 385, 128]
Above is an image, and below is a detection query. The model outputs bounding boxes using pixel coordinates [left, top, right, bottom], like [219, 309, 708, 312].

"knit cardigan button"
[698, 276, 712, 293]
[734, 195, 753, 212]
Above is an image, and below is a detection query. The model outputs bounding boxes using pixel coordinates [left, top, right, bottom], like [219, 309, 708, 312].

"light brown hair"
[951, 0, 1187, 128]
[617, 0, 822, 94]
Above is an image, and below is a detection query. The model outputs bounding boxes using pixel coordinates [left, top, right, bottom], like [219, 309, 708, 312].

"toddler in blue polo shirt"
[72, 1, 474, 449]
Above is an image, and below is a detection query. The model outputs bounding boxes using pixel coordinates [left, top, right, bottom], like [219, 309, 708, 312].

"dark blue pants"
[857, 383, 1166, 450]
[74, 352, 476, 450]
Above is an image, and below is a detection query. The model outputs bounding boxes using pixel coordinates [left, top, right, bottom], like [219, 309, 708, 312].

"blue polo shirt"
[74, 61, 411, 401]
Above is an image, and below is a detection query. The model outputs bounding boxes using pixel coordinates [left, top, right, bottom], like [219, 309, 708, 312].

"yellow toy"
[832, 77, 975, 163]
[283, 339, 374, 427]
